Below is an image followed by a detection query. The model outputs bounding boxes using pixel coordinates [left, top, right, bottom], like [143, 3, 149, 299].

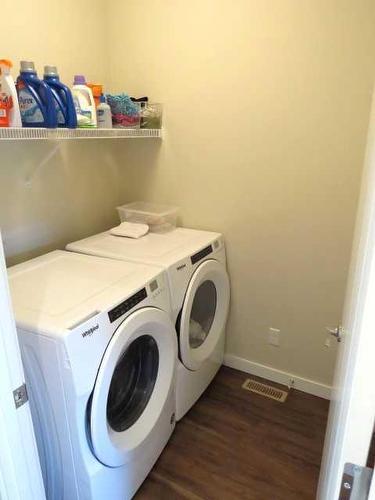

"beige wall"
[1, 0, 109, 87]
[0, 141, 123, 265]
[1, 1, 374, 386]
[108, 0, 375, 385]
[0, 0, 121, 265]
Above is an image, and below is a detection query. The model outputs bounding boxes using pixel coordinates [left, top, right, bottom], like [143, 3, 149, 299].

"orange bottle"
[0, 93, 12, 126]
[0, 59, 15, 127]
[0, 59, 22, 127]
[87, 83, 103, 107]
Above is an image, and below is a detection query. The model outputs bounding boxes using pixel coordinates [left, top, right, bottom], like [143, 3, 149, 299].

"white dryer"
[67, 228, 230, 420]
[8, 250, 177, 500]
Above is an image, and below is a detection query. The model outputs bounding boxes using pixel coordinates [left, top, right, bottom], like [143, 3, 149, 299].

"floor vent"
[242, 378, 288, 402]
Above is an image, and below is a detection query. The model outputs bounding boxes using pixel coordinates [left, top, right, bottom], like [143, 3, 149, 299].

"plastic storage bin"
[117, 202, 179, 232]
[140, 103, 163, 129]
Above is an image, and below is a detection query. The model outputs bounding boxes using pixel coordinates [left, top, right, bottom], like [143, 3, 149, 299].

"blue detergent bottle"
[43, 66, 77, 128]
[16, 61, 57, 128]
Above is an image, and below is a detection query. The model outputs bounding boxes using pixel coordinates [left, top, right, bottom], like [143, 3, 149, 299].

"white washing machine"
[67, 228, 230, 420]
[8, 250, 177, 500]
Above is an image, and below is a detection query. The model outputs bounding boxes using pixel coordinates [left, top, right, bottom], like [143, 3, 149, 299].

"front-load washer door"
[178, 259, 230, 371]
[90, 307, 177, 468]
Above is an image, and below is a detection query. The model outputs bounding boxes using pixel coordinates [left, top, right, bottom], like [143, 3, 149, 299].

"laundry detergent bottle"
[16, 61, 57, 128]
[0, 59, 22, 127]
[43, 66, 77, 128]
[72, 75, 97, 128]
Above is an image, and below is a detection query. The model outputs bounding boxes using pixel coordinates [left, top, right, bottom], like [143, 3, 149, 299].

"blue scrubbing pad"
[106, 93, 139, 115]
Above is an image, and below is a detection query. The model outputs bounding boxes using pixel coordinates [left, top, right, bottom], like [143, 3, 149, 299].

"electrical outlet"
[268, 327, 280, 346]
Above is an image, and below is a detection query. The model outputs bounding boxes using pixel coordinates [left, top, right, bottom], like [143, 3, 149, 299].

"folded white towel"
[110, 221, 149, 239]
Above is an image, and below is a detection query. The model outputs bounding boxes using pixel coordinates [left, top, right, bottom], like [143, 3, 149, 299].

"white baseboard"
[223, 353, 331, 400]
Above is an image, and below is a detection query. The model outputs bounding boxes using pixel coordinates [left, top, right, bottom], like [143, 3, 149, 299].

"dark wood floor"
[136, 366, 329, 500]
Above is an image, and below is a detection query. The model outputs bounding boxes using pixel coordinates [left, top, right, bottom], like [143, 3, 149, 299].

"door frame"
[318, 87, 375, 499]
[0, 232, 45, 500]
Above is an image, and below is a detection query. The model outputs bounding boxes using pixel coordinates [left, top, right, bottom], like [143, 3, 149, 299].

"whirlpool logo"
[82, 324, 99, 338]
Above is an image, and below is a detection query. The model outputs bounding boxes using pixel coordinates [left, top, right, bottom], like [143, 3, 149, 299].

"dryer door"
[178, 259, 230, 371]
[89, 307, 176, 467]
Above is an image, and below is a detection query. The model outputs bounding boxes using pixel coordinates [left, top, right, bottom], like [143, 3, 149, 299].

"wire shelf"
[0, 127, 162, 141]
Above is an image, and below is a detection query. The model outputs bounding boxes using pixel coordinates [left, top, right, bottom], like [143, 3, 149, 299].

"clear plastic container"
[140, 103, 163, 129]
[117, 201, 179, 232]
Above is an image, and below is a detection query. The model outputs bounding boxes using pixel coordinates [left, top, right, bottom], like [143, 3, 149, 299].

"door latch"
[13, 383, 28, 409]
[326, 325, 343, 342]
[339, 463, 373, 499]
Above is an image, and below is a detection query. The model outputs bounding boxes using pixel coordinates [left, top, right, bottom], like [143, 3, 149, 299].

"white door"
[0, 232, 45, 500]
[178, 259, 230, 371]
[90, 307, 176, 467]
[317, 89, 375, 499]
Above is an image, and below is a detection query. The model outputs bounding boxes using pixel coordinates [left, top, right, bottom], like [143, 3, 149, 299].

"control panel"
[108, 288, 147, 323]
[191, 244, 213, 265]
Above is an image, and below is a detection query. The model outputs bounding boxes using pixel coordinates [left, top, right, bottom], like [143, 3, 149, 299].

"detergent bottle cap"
[44, 65, 59, 77]
[0, 59, 12, 75]
[73, 75, 86, 85]
[99, 94, 107, 104]
[20, 61, 36, 73]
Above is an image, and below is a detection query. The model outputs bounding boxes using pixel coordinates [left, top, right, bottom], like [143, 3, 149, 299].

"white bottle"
[71, 74, 97, 127]
[97, 94, 112, 128]
[0, 59, 22, 127]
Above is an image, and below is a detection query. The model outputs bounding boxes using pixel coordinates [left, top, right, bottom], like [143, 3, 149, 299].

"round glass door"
[179, 259, 230, 371]
[90, 307, 177, 467]
[107, 335, 159, 432]
[189, 280, 217, 349]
